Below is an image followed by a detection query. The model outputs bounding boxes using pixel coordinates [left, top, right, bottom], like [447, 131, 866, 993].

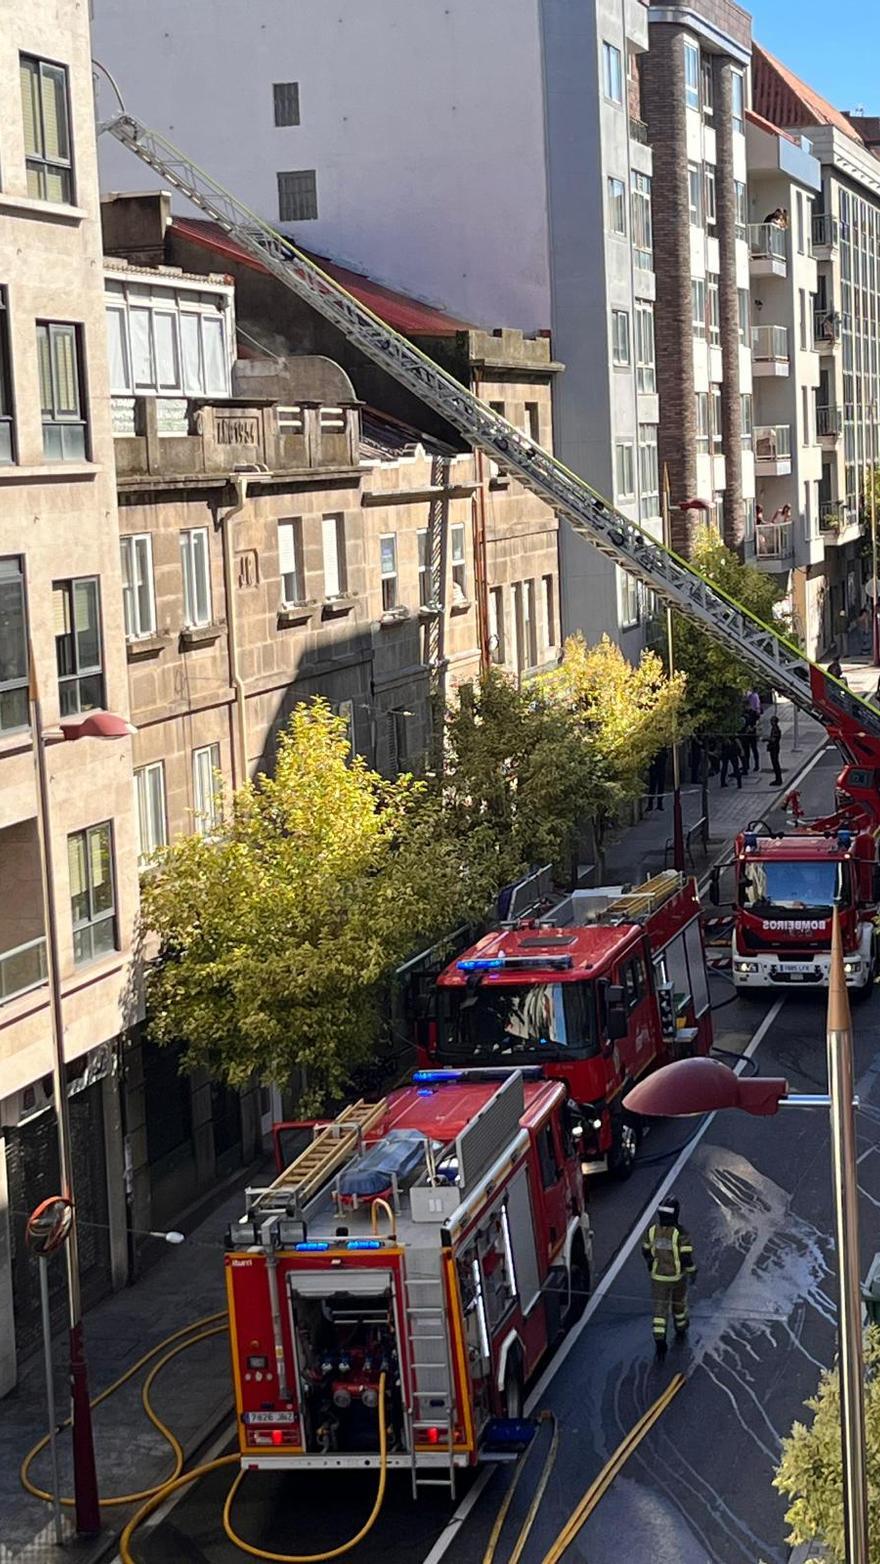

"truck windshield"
[437, 981, 597, 1063]
[739, 860, 847, 917]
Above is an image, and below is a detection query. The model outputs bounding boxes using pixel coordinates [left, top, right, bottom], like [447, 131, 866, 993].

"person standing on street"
[642, 1197, 696, 1360]
[745, 687, 762, 718]
[766, 713, 783, 787]
[740, 708, 760, 773]
[720, 734, 742, 789]
[646, 747, 668, 811]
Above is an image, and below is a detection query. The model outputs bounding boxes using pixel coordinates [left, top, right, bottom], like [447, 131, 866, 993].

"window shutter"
[20, 59, 40, 156]
[36, 326, 53, 415]
[51, 326, 78, 417]
[201, 316, 226, 394]
[131, 309, 155, 388]
[40, 65, 69, 161]
[106, 308, 130, 392]
[180, 313, 203, 394]
[153, 313, 179, 391]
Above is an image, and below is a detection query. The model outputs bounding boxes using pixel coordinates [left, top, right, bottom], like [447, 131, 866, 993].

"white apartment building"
[93, 0, 660, 648]
[745, 112, 825, 656]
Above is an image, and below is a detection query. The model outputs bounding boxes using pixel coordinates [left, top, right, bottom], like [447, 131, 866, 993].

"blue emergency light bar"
[295, 1240, 330, 1252]
[346, 1239, 382, 1251]
[413, 1069, 463, 1084]
[457, 957, 505, 972]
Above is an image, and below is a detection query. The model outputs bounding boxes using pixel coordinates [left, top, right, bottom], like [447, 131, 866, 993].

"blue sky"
[750, 1, 880, 113]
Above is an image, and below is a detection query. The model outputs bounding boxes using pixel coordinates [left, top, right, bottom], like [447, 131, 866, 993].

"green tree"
[774, 1326, 880, 1563]
[140, 701, 496, 1103]
[441, 668, 605, 881]
[664, 525, 791, 737]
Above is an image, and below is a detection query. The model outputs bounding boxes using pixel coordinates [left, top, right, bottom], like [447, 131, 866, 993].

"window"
[543, 575, 556, 651]
[638, 425, 660, 521]
[0, 293, 13, 464]
[53, 578, 103, 715]
[322, 514, 347, 597]
[802, 384, 811, 446]
[120, 535, 156, 640]
[134, 762, 167, 864]
[701, 57, 714, 117]
[631, 172, 653, 268]
[743, 497, 756, 542]
[695, 391, 710, 454]
[603, 41, 623, 103]
[618, 566, 640, 628]
[488, 399, 505, 418]
[278, 518, 305, 606]
[738, 289, 750, 345]
[615, 441, 635, 499]
[273, 82, 300, 126]
[180, 528, 212, 628]
[513, 580, 538, 672]
[106, 286, 229, 398]
[711, 492, 724, 533]
[489, 586, 505, 665]
[731, 70, 745, 135]
[0, 558, 28, 734]
[388, 709, 410, 774]
[523, 402, 540, 443]
[68, 822, 117, 966]
[417, 529, 431, 606]
[710, 386, 723, 451]
[741, 393, 753, 448]
[622, 955, 646, 1010]
[688, 164, 703, 227]
[450, 523, 467, 600]
[20, 55, 72, 204]
[635, 302, 656, 393]
[380, 534, 398, 610]
[707, 274, 721, 347]
[684, 41, 700, 111]
[611, 309, 631, 366]
[37, 322, 86, 461]
[704, 167, 717, 228]
[193, 743, 221, 836]
[799, 288, 808, 351]
[277, 169, 318, 222]
[735, 181, 748, 242]
[796, 191, 805, 255]
[607, 176, 627, 235]
[691, 278, 706, 339]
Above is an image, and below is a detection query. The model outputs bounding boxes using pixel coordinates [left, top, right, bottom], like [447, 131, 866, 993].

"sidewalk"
[601, 651, 877, 886]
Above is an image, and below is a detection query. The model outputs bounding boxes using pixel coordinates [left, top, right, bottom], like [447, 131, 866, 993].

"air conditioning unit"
[0, 1077, 53, 1129]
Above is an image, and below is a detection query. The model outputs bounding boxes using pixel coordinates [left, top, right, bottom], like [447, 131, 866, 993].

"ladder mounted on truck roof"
[253, 1098, 388, 1218]
[100, 112, 880, 787]
[602, 871, 687, 924]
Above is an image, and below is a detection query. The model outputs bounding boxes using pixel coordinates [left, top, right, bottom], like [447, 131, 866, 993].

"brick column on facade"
[642, 27, 700, 556]
[714, 56, 745, 550]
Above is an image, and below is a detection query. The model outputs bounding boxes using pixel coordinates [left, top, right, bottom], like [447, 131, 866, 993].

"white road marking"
[421, 997, 785, 1564]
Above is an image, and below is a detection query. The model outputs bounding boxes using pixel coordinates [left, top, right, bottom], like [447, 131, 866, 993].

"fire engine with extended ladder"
[227, 1068, 591, 1490]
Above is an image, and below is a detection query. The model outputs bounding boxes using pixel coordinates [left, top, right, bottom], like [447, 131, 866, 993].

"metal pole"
[662, 467, 685, 873]
[39, 1255, 65, 1545]
[827, 911, 869, 1564]
[29, 675, 101, 1535]
[870, 404, 879, 667]
[792, 704, 801, 753]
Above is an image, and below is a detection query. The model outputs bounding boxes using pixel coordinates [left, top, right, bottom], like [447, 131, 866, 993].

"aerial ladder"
[100, 112, 880, 828]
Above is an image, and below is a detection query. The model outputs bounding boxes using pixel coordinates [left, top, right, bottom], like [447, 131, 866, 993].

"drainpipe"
[219, 475, 249, 788]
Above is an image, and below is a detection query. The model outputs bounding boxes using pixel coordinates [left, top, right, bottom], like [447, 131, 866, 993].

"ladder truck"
[227, 1069, 592, 1490]
[99, 111, 880, 826]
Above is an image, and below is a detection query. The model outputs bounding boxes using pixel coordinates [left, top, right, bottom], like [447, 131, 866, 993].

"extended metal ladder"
[101, 112, 880, 751]
[403, 1254, 458, 1498]
[254, 1098, 388, 1215]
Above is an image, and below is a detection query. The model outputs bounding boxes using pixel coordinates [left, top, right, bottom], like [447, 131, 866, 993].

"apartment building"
[0, 7, 138, 1386]
[745, 112, 825, 656]
[641, 0, 756, 557]
[100, 192, 562, 1241]
[93, 0, 657, 648]
[754, 45, 878, 644]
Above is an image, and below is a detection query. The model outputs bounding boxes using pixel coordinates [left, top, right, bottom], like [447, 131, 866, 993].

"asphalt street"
[128, 743, 875, 1564]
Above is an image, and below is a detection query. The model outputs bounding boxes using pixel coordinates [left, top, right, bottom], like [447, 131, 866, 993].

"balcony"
[754, 424, 792, 475]
[755, 520, 793, 567]
[752, 324, 790, 376]
[819, 502, 862, 545]
[749, 222, 787, 277]
[113, 396, 361, 484]
[814, 309, 848, 349]
[629, 115, 649, 145]
[812, 212, 840, 253]
[816, 405, 843, 442]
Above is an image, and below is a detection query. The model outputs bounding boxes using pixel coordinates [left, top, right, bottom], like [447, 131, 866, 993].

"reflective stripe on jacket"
[642, 1222, 695, 1283]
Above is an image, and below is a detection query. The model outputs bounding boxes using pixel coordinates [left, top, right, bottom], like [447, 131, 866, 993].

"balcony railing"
[629, 116, 649, 145]
[752, 324, 789, 361]
[748, 222, 787, 262]
[756, 520, 793, 560]
[0, 935, 47, 1003]
[754, 424, 792, 461]
[814, 309, 842, 345]
[819, 501, 858, 534]
[816, 405, 843, 438]
[812, 212, 840, 249]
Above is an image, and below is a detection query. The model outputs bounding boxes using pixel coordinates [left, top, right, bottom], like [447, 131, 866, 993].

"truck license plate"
[778, 963, 816, 976]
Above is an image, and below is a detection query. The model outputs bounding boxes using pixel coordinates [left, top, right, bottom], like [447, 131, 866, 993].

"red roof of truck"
[382, 1075, 564, 1139]
[738, 834, 855, 860]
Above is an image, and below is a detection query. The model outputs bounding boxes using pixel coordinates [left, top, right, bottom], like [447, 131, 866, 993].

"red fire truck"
[227, 1069, 591, 1494]
[416, 871, 713, 1177]
[712, 823, 880, 996]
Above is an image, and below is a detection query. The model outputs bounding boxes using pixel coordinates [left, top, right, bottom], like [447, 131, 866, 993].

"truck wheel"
[854, 940, 878, 1002]
[608, 1111, 639, 1180]
[503, 1351, 524, 1420]
[565, 1235, 591, 1329]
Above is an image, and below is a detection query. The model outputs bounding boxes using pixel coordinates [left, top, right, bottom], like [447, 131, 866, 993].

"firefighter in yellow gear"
[642, 1197, 696, 1360]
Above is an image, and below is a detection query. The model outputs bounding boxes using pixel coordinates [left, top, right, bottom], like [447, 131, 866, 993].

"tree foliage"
[140, 701, 496, 1102]
[665, 526, 791, 736]
[774, 1326, 880, 1563]
[541, 633, 690, 812]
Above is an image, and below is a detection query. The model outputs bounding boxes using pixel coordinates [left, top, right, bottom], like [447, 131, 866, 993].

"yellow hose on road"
[482, 1412, 559, 1564]
[20, 1312, 228, 1508]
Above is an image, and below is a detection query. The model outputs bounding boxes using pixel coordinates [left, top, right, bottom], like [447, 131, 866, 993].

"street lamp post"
[870, 404, 879, 669]
[29, 656, 135, 1536]
[625, 909, 869, 1563]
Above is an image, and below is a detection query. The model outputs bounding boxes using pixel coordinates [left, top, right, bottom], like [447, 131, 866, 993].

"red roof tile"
[171, 216, 472, 337]
[753, 43, 863, 146]
[745, 107, 798, 147]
